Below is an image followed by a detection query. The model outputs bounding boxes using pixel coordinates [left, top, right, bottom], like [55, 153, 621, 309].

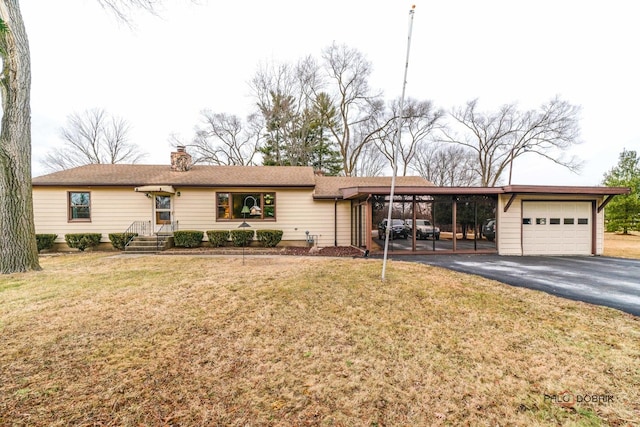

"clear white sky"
[22, 0, 640, 185]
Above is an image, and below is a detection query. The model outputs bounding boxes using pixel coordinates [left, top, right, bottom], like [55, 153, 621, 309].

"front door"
[154, 194, 172, 230]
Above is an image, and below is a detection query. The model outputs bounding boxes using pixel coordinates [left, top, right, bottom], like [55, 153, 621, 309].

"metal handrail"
[123, 220, 152, 249]
[155, 221, 178, 250]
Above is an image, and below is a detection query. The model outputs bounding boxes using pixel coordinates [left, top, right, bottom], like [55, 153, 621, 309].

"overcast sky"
[22, 0, 640, 185]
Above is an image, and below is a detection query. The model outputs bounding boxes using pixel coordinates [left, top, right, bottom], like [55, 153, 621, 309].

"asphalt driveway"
[400, 255, 640, 317]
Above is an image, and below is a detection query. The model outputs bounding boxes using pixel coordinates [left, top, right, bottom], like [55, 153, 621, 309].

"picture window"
[216, 192, 276, 221]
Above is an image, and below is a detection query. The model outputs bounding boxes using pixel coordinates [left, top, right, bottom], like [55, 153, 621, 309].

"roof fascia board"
[32, 183, 316, 189]
[502, 185, 631, 195]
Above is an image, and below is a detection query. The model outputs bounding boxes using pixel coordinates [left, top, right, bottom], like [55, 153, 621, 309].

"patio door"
[154, 194, 172, 230]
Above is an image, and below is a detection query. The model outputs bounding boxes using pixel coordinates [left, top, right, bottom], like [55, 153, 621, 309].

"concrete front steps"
[124, 235, 173, 253]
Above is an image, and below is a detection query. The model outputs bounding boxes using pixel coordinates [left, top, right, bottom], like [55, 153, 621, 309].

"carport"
[342, 185, 629, 256]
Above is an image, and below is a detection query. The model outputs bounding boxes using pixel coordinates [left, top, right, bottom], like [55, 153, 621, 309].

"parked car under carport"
[378, 219, 409, 239]
[405, 219, 440, 240]
[482, 219, 496, 241]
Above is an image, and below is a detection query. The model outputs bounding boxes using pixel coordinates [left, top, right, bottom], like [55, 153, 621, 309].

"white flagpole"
[382, 5, 416, 281]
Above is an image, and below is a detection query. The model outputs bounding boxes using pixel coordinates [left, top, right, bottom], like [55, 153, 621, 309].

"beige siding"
[171, 188, 351, 247]
[33, 187, 152, 242]
[173, 188, 216, 231]
[34, 186, 351, 247]
[497, 195, 523, 255]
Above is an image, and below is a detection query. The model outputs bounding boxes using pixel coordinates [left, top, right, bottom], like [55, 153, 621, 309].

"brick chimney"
[171, 146, 192, 172]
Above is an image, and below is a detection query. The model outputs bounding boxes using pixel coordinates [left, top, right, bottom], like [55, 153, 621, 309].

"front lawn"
[604, 231, 640, 259]
[1, 254, 638, 426]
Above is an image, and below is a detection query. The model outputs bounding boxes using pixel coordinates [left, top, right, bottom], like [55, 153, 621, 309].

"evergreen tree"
[602, 149, 640, 234]
[308, 93, 342, 175]
[258, 91, 343, 174]
[259, 91, 296, 166]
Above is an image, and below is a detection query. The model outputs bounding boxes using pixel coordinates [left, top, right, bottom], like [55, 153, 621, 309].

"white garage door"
[522, 201, 592, 255]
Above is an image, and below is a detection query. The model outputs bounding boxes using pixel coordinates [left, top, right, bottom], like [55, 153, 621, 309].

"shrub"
[65, 233, 102, 252]
[230, 229, 254, 247]
[108, 232, 138, 250]
[173, 230, 204, 248]
[206, 230, 230, 247]
[36, 234, 57, 253]
[256, 230, 283, 248]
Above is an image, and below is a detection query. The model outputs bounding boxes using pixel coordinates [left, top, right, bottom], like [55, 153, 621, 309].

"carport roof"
[339, 184, 631, 199]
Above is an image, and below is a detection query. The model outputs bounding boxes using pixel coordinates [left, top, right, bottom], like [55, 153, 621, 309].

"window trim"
[68, 191, 92, 222]
[216, 192, 277, 221]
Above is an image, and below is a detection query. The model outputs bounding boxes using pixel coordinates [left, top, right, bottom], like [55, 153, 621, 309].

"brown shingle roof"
[313, 175, 433, 198]
[32, 164, 318, 187]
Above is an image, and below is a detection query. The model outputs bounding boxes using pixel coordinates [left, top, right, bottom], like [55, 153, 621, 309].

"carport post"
[452, 198, 457, 252]
[474, 201, 477, 251]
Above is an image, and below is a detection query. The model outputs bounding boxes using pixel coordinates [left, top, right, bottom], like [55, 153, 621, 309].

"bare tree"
[441, 97, 583, 186]
[0, 0, 172, 274]
[191, 110, 260, 165]
[251, 61, 304, 111]
[250, 58, 346, 172]
[41, 108, 146, 171]
[95, 0, 159, 25]
[251, 61, 306, 166]
[375, 98, 445, 176]
[351, 106, 388, 177]
[249, 44, 385, 176]
[321, 43, 385, 176]
[413, 143, 479, 186]
[353, 140, 387, 177]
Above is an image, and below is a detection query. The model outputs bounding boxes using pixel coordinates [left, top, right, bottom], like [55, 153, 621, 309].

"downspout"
[334, 198, 338, 247]
[592, 200, 597, 255]
[366, 194, 372, 251]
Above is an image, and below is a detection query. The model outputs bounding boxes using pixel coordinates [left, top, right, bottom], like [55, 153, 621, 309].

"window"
[216, 192, 276, 221]
[69, 192, 91, 221]
[536, 218, 546, 225]
[550, 218, 561, 225]
[522, 218, 532, 225]
[564, 218, 575, 225]
[578, 218, 589, 225]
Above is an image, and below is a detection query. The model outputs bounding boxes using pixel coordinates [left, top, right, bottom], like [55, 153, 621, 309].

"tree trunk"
[0, 0, 41, 273]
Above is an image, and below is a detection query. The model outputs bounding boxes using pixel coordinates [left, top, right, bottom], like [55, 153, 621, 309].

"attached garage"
[522, 201, 593, 255]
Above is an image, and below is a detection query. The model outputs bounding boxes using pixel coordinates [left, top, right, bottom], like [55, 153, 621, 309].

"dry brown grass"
[1, 253, 639, 426]
[604, 232, 640, 259]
